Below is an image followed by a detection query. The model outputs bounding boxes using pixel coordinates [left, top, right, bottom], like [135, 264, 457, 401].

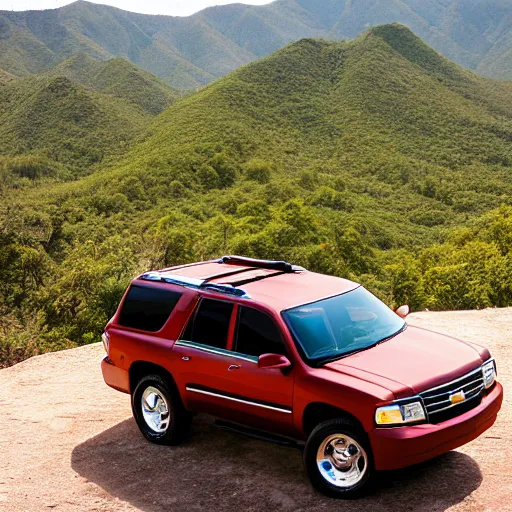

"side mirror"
[395, 305, 410, 319]
[258, 353, 292, 370]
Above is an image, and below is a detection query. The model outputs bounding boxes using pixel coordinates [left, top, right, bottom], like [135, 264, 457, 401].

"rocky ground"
[1, 308, 510, 511]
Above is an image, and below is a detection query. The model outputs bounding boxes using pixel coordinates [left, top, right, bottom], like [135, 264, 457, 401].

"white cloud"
[0, 0, 274, 16]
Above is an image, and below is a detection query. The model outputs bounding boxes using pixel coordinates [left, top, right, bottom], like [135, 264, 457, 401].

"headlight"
[375, 400, 426, 426]
[482, 359, 496, 389]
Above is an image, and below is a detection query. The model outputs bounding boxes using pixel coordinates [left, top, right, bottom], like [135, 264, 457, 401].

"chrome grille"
[420, 366, 484, 422]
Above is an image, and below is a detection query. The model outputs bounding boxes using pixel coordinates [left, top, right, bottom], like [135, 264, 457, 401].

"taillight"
[101, 331, 110, 354]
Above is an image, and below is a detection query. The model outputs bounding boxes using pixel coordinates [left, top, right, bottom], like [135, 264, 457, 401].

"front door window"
[234, 306, 286, 357]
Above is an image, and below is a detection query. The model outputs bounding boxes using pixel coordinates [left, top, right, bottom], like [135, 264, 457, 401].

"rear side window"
[182, 298, 234, 349]
[118, 285, 182, 332]
[234, 307, 286, 357]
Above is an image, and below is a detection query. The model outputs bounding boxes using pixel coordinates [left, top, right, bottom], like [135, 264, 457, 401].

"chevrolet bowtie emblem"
[450, 390, 466, 404]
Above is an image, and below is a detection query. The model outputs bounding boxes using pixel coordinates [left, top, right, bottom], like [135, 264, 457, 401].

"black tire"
[131, 374, 192, 445]
[304, 418, 374, 499]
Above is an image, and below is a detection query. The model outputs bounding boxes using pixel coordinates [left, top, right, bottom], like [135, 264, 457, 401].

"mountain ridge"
[50, 54, 179, 114]
[0, 51, 180, 185]
[0, 0, 511, 88]
[0, 73, 150, 178]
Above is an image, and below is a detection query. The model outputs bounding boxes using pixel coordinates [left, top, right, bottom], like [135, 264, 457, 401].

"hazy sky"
[0, 0, 274, 16]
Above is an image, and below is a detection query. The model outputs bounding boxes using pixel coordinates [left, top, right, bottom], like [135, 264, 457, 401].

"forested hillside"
[0, 76, 149, 181]
[50, 55, 179, 115]
[1, 25, 512, 367]
[0, 0, 511, 88]
[0, 57, 177, 190]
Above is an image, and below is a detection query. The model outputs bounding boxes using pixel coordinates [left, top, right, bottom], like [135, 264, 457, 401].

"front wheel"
[131, 374, 191, 445]
[304, 418, 373, 498]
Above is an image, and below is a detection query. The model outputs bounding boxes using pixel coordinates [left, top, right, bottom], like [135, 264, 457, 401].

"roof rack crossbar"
[160, 258, 222, 273]
[228, 271, 287, 288]
[221, 256, 301, 274]
[201, 267, 258, 285]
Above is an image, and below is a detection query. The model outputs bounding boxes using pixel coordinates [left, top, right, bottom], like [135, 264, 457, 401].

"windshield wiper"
[315, 346, 371, 366]
[316, 324, 407, 366]
[375, 323, 407, 345]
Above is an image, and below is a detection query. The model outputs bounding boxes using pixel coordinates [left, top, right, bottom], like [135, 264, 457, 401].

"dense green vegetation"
[1, 24, 512, 367]
[0, 75, 150, 180]
[0, 0, 511, 89]
[0, 57, 179, 192]
[51, 55, 179, 115]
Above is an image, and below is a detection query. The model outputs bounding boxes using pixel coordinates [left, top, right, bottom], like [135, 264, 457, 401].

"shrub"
[243, 158, 274, 183]
[210, 152, 239, 188]
[310, 186, 355, 211]
[169, 180, 187, 198]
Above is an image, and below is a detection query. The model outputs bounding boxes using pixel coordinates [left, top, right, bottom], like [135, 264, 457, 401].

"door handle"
[228, 364, 241, 371]
[182, 356, 191, 361]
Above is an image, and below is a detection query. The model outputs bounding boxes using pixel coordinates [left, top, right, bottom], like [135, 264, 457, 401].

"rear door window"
[182, 298, 234, 349]
[234, 306, 286, 357]
[118, 285, 182, 332]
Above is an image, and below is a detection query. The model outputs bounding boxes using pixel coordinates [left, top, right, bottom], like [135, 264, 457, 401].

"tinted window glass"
[184, 299, 234, 349]
[118, 285, 182, 332]
[235, 307, 285, 357]
[282, 286, 405, 365]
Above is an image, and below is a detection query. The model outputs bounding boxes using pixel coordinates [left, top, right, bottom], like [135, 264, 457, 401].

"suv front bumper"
[369, 382, 503, 471]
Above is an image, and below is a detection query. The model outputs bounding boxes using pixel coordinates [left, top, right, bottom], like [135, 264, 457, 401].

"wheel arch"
[129, 360, 177, 394]
[302, 402, 366, 437]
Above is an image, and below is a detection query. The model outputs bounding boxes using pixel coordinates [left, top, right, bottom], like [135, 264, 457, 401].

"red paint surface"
[102, 260, 503, 471]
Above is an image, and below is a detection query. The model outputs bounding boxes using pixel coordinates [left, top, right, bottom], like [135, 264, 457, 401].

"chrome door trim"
[185, 386, 292, 414]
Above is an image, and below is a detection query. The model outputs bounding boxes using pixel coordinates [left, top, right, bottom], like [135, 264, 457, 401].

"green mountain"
[51, 54, 179, 115]
[2, 25, 512, 366]
[0, 0, 511, 89]
[106, 22, 512, 196]
[0, 74, 150, 178]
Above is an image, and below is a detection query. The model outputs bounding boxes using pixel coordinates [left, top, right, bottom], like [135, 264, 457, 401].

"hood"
[325, 325, 488, 399]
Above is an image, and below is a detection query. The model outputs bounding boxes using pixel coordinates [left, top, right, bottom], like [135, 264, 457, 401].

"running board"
[214, 420, 304, 449]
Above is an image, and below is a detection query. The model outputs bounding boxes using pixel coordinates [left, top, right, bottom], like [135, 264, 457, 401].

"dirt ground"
[1, 308, 510, 512]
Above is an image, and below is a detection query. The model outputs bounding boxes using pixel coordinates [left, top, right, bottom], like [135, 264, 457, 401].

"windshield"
[282, 286, 406, 365]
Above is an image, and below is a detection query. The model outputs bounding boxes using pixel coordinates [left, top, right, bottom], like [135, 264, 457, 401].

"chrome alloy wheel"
[316, 434, 367, 488]
[141, 386, 170, 433]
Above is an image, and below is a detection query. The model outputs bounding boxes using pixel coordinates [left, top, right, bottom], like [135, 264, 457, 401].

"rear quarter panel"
[106, 281, 199, 385]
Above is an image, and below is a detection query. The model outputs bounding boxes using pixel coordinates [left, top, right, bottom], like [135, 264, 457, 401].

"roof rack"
[220, 255, 303, 274]
[138, 256, 305, 298]
[139, 271, 249, 298]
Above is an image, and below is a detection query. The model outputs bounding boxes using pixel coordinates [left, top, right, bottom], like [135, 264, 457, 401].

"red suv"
[101, 256, 502, 498]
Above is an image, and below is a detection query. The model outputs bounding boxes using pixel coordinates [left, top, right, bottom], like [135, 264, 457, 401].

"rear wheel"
[304, 418, 373, 498]
[132, 374, 191, 445]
